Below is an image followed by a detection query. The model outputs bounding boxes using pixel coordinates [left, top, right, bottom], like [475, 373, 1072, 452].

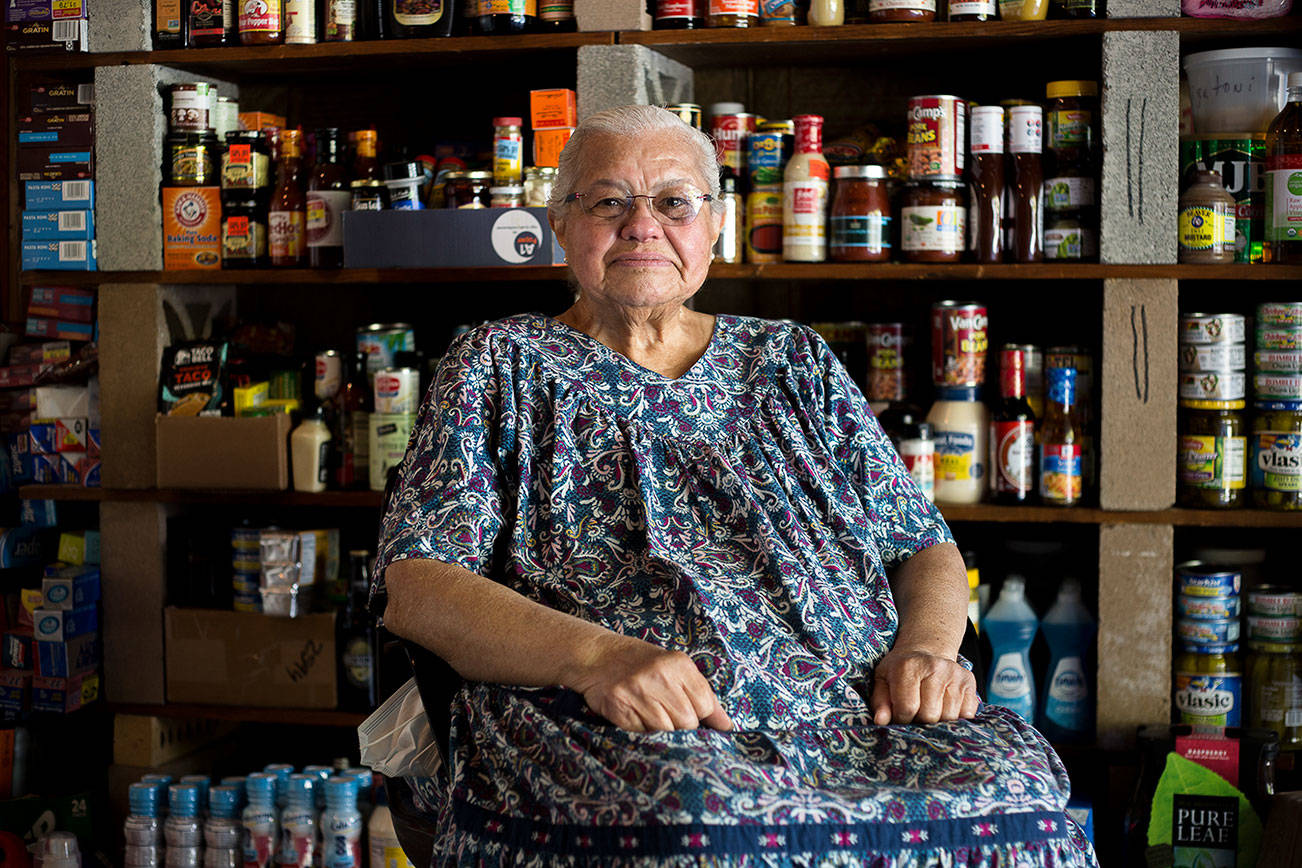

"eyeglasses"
[563, 188, 714, 225]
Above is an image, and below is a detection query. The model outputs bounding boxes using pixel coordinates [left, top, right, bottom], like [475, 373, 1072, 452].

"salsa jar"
[167, 132, 220, 186]
[1178, 399, 1247, 509]
[901, 180, 966, 263]
[870, 0, 935, 21]
[829, 165, 891, 262]
[707, 0, 758, 26]
[221, 130, 272, 195]
[221, 199, 268, 268]
[1252, 401, 1302, 510]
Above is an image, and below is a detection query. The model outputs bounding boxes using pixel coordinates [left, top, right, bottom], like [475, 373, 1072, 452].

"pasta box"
[24, 179, 93, 211]
[21, 209, 94, 240]
[21, 239, 96, 270]
[342, 207, 566, 268]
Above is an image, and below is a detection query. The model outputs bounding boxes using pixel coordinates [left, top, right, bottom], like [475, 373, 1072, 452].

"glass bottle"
[991, 345, 1036, 504]
[654, 0, 704, 26]
[306, 129, 351, 269]
[537, 0, 574, 29]
[338, 551, 379, 711]
[155, 0, 184, 47]
[1039, 366, 1082, 506]
[1051, 0, 1097, 19]
[349, 130, 384, 210]
[475, 0, 535, 33]
[491, 117, 524, 186]
[269, 130, 306, 268]
[291, 406, 332, 493]
[948, 0, 995, 21]
[707, 0, 758, 26]
[713, 171, 742, 264]
[238, 0, 285, 43]
[384, 0, 455, 36]
[968, 105, 1005, 263]
[322, 0, 358, 40]
[187, 0, 233, 46]
[1006, 104, 1044, 263]
[807, 0, 844, 24]
[338, 352, 371, 490]
[1265, 72, 1302, 264]
[782, 113, 829, 263]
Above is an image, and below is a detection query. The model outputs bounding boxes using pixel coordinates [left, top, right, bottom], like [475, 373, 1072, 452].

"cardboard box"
[55, 530, 99, 564]
[27, 83, 94, 110]
[532, 127, 574, 168]
[42, 564, 100, 608]
[530, 88, 578, 130]
[24, 179, 93, 211]
[36, 633, 99, 677]
[26, 316, 94, 340]
[8, 434, 32, 483]
[29, 286, 95, 321]
[4, 0, 89, 23]
[36, 385, 88, 418]
[0, 412, 35, 434]
[33, 603, 96, 641]
[164, 607, 337, 708]
[112, 714, 236, 767]
[3, 633, 33, 670]
[10, 341, 70, 365]
[86, 426, 99, 458]
[21, 209, 94, 240]
[81, 457, 100, 488]
[0, 365, 45, 388]
[21, 498, 59, 527]
[156, 414, 291, 490]
[238, 111, 286, 132]
[162, 187, 222, 270]
[18, 115, 94, 150]
[20, 239, 96, 271]
[5, 17, 88, 51]
[17, 146, 93, 182]
[32, 451, 87, 484]
[32, 670, 98, 713]
[0, 671, 31, 714]
[343, 207, 566, 269]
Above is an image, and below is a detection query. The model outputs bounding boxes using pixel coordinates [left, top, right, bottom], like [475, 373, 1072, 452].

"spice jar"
[524, 166, 556, 207]
[492, 117, 524, 186]
[490, 186, 525, 208]
[1179, 400, 1246, 509]
[1247, 641, 1302, 750]
[222, 199, 268, 268]
[1179, 169, 1237, 264]
[221, 130, 271, 195]
[707, 0, 759, 26]
[167, 132, 220, 186]
[830, 165, 891, 262]
[870, 0, 935, 22]
[901, 180, 966, 263]
[1252, 401, 1302, 510]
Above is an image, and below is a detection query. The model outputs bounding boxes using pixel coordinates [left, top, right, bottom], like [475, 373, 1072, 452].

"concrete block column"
[1100, 31, 1180, 264]
[577, 45, 695, 120]
[102, 501, 175, 704]
[88, 0, 151, 52]
[575, 0, 649, 31]
[1097, 523, 1174, 747]
[1106, 0, 1179, 18]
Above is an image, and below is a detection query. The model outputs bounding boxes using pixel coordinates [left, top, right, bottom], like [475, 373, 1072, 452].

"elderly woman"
[374, 105, 1096, 867]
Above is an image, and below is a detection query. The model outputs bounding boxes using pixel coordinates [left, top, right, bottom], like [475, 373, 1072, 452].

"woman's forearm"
[887, 541, 970, 660]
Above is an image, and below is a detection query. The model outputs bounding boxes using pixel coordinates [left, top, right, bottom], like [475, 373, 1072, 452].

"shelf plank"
[17, 484, 105, 501]
[18, 485, 384, 507]
[106, 701, 367, 727]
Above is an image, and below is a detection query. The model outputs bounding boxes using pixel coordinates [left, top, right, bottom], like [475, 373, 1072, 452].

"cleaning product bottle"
[367, 782, 413, 868]
[984, 575, 1039, 722]
[1038, 577, 1096, 742]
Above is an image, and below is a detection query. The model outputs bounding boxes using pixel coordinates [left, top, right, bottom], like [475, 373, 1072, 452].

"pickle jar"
[221, 130, 272, 196]
[1178, 399, 1247, 509]
[1252, 401, 1302, 510]
[1247, 641, 1302, 750]
[1174, 642, 1243, 728]
[167, 132, 220, 186]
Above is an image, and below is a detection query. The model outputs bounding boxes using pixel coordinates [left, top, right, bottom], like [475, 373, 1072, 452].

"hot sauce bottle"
[269, 129, 306, 267]
[1006, 104, 1044, 263]
[991, 345, 1036, 504]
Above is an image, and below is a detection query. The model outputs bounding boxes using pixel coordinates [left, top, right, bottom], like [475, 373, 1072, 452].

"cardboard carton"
[156, 414, 290, 490]
[342, 207, 566, 269]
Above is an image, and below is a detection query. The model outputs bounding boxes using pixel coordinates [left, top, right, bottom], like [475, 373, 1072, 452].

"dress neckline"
[540, 311, 727, 384]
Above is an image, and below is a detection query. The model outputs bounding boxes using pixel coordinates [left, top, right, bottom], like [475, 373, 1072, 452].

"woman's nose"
[619, 198, 663, 241]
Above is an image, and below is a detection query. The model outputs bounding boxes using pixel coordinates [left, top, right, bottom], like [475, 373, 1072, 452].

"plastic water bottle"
[276, 775, 317, 868]
[142, 776, 174, 820]
[367, 782, 413, 868]
[36, 832, 80, 868]
[243, 773, 280, 868]
[321, 776, 362, 868]
[125, 782, 164, 867]
[203, 786, 242, 868]
[164, 784, 203, 868]
[984, 575, 1039, 723]
[219, 777, 247, 814]
[182, 776, 212, 818]
[264, 766, 295, 812]
[1039, 577, 1097, 742]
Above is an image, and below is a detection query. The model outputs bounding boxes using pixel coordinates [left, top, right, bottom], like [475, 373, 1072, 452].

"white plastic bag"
[358, 678, 443, 778]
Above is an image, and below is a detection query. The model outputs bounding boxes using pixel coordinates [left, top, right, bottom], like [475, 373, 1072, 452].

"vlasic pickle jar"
[1175, 642, 1242, 728]
[1251, 401, 1302, 510]
[1247, 641, 1302, 750]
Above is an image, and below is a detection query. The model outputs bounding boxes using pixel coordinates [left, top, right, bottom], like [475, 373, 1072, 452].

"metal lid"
[833, 164, 887, 179]
[1045, 80, 1098, 99]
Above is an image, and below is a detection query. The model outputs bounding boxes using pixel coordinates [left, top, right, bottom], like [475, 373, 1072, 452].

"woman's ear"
[548, 211, 567, 252]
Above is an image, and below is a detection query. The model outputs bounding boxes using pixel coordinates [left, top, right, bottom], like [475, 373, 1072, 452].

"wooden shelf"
[940, 503, 1302, 527]
[19, 485, 384, 507]
[106, 701, 367, 727]
[17, 266, 571, 286]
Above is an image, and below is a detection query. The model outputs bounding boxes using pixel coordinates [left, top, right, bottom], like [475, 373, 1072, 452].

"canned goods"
[1177, 593, 1242, 620]
[1177, 618, 1241, 645]
[866, 323, 906, 403]
[1246, 641, 1302, 749]
[1177, 562, 1242, 597]
[1246, 614, 1302, 642]
[356, 323, 415, 376]
[664, 103, 702, 131]
[1180, 313, 1246, 345]
[931, 301, 988, 388]
[745, 188, 783, 263]
[1248, 586, 1302, 617]
[906, 95, 967, 180]
[1178, 342, 1246, 372]
[748, 129, 791, 189]
[368, 413, 417, 493]
[1257, 327, 1302, 351]
[1259, 301, 1302, 326]
[315, 350, 343, 402]
[373, 367, 420, 414]
[1175, 670, 1242, 727]
[1255, 373, 1302, 401]
[1255, 351, 1302, 373]
[169, 83, 216, 133]
[1178, 371, 1246, 402]
[710, 112, 758, 176]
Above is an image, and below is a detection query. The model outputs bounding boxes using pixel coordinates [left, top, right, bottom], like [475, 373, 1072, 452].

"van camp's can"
[931, 301, 988, 388]
[1177, 562, 1242, 597]
[368, 413, 417, 492]
[1180, 313, 1246, 345]
[314, 350, 343, 402]
[373, 367, 420, 414]
[356, 323, 415, 376]
[1179, 342, 1246, 373]
[907, 95, 967, 181]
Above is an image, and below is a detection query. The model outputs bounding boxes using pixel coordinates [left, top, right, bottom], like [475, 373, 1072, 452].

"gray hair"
[547, 105, 724, 220]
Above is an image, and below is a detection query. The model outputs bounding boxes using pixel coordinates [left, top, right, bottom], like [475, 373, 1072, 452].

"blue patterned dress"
[373, 312, 1097, 867]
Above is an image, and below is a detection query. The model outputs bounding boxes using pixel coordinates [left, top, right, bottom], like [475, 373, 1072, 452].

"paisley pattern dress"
[373, 312, 1097, 867]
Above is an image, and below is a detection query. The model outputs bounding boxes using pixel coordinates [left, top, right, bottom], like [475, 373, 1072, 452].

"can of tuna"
[1258, 301, 1302, 327]
[1255, 350, 1302, 373]
[1177, 593, 1242, 620]
[368, 412, 417, 492]
[1180, 313, 1246, 345]
[1247, 586, 1302, 617]
[373, 367, 420, 414]
[1255, 373, 1302, 401]
[907, 95, 967, 180]
[1177, 618, 1241, 645]
[1179, 342, 1246, 372]
[1257, 327, 1302, 351]
[1246, 614, 1302, 642]
[357, 323, 416, 376]
[931, 301, 988, 388]
[1177, 562, 1242, 597]
[314, 350, 344, 402]
[867, 323, 907, 403]
[1179, 370, 1246, 401]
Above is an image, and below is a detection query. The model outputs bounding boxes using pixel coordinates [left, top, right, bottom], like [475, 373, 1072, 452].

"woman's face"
[550, 130, 723, 314]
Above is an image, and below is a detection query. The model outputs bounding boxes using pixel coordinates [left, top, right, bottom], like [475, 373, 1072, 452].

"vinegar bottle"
[1265, 71, 1302, 264]
[782, 114, 830, 263]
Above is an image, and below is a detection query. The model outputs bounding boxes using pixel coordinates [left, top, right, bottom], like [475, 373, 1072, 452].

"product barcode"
[63, 181, 90, 201]
[58, 211, 86, 231]
[52, 19, 79, 41]
[59, 241, 87, 262]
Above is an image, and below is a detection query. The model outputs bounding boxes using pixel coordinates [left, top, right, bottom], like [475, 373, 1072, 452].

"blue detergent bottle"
[984, 575, 1039, 723]
[1038, 577, 1096, 742]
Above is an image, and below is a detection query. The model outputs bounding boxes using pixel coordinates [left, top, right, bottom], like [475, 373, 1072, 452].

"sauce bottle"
[238, 0, 285, 43]
[292, 406, 333, 493]
[307, 129, 351, 269]
[155, 0, 184, 47]
[948, 0, 995, 21]
[713, 172, 743, 264]
[991, 344, 1036, 504]
[782, 114, 830, 263]
[187, 0, 233, 46]
[384, 0, 455, 35]
[707, 0, 758, 26]
[269, 129, 306, 268]
[322, 0, 358, 40]
[878, 404, 935, 503]
[807, 0, 845, 24]
[1178, 169, 1237, 264]
[475, 0, 535, 33]
[655, 0, 705, 26]
[1039, 365, 1082, 506]
[1006, 104, 1044, 263]
[968, 104, 1005, 263]
[1265, 72, 1302, 264]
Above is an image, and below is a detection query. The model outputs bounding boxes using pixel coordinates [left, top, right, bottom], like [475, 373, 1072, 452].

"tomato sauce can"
[745, 188, 784, 263]
[710, 112, 758, 175]
[373, 367, 420, 414]
[314, 350, 343, 402]
[866, 323, 907, 403]
[931, 301, 988, 388]
[906, 95, 967, 181]
[356, 323, 415, 376]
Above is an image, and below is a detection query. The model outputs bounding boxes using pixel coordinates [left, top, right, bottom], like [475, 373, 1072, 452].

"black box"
[342, 207, 567, 269]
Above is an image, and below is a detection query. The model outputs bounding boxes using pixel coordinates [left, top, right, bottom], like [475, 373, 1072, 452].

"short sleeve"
[369, 329, 510, 618]
[800, 326, 954, 571]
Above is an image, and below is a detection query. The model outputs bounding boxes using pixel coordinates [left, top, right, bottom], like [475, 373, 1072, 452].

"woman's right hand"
[565, 633, 734, 732]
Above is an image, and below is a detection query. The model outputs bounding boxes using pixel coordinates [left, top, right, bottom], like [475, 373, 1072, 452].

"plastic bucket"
[1183, 47, 1302, 134]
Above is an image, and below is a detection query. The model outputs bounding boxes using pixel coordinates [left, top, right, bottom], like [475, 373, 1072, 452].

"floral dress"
[373, 312, 1097, 867]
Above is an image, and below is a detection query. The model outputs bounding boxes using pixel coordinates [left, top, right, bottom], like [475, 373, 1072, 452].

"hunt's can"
[907, 95, 967, 181]
[748, 124, 793, 189]
[745, 188, 784, 263]
[1180, 135, 1264, 264]
[1177, 561, 1242, 597]
[373, 367, 420, 414]
[931, 301, 988, 388]
[866, 323, 906, 403]
[356, 323, 415, 376]
[314, 350, 343, 402]
[710, 112, 758, 175]
[664, 103, 703, 131]
[1180, 312, 1246, 345]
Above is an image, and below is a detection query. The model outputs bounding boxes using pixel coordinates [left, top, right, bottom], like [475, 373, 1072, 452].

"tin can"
[1248, 586, 1302, 617]
[748, 126, 792, 189]
[710, 112, 758, 176]
[1259, 301, 1302, 327]
[664, 103, 703, 131]
[1179, 370, 1246, 401]
[1179, 342, 1246, 373]
[356, 323, 415, 376]
[1177, 593, 1242, 620]
[1180, 135, 1264, 264]
[1255, 373, 1302, 401]
[1256, 351, 1302, 373]
[745, 188, 784, 263]
[1246, 615, 1302, 642]
[1180, 312, 1246, 345]
[1177, 617, 1241, 645]
[314, 350, 343, 402]
[1257, 327, 1302, 351]
[368, 413, 417, 492]
[931, 301, 988, 388]
[373, 367, 420, 414]
[1177, 561, 1242, 597]
[169, 83, 216, 133]
[906, 95, 967, 181]
[866, 323, 906, 403]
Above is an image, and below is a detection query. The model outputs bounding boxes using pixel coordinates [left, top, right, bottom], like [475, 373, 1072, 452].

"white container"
[1183, 47, 1302, 135]
[291, 410, 332, 493]
[927, 387, 989, 505]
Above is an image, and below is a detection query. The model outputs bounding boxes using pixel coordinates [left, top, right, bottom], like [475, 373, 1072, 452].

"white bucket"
[1183, 47, 1302, 134]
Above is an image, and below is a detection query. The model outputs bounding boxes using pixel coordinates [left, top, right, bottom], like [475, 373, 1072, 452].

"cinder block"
[575, 0, 649, 31]
[1100, 31, 1180, 264]
[1105, 0, 1178, 18]
[577, 45, 694, 121]
[94, 66, 238, 272]
[1100, 279, 1177, 510]
[1097, 522, 1173, 748]
[101, 501, 174, 704]
[88, 0, 151, 52]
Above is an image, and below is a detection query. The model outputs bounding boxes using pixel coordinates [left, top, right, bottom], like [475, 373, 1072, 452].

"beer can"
[931, 301, 988, 388]
[664, 103, 703, 131]
[745, 187, 784, 263]
[314, 350, 343, 402]
[866, 323, 906, 403]
[710, 112, 758, 175]
[373, 367, 420, 414]
[907, 95, 967, 181]
[357, 323, 415, 375]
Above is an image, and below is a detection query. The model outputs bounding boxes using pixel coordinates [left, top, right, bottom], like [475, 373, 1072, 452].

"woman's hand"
[566, 633, 734, 732]
[869, 647, 980, 725]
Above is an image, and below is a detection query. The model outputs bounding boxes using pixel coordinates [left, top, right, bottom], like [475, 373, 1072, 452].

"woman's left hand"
[868, 648, 979, 725]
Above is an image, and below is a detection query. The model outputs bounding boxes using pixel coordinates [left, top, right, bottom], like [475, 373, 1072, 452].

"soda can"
[314, 350, 343, 402]
[745, 187, 783, 263]
[356, 323, 415, 376]
[710, 112, 758, 175]
[866, 323, 906, 403]
[906, 95, 967, 181]
[373, 367, 420, 414]
[1180, 312, 1246, 345]
[931, 301, 988, 388]
[1176, 561, 1242, 597]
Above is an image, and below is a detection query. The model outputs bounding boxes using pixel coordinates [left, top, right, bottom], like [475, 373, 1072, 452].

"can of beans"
[356, 323, 416, 376]
[748, 126, 792, 188]
[1248, 586, 1302, 617]
[169, 83, 216, 133]
[1179, 342, 1246, 372]
[1258, 301, 1302, 327]
[745, 188, 784, 263]
[1257, 327, 1302, 351]
[1177, 561, 1242, 597]
[1255, 350, 1302, 373]
[314, 350, 343, 402]
[664, 103, 703, 131]
[373, 367, 420, 414]
[710, 112, 758, 176]
[1255, 373, 1302, 401]
[1180, 312, 1246, 344]
[906, 95, 967, 181]
[931, 301, 988, 388]
[866, 323, 906, 403]
[1179, 370, 1247, 401]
